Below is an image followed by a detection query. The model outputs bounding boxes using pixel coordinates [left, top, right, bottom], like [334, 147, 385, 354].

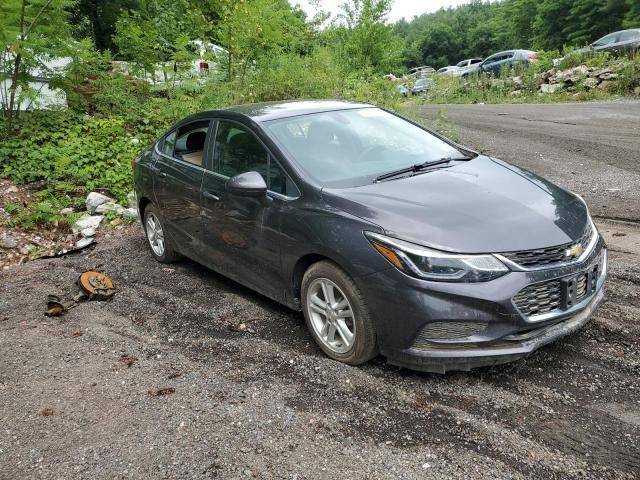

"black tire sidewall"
[143, 205, 179, 263]
[301, 261, 377, 365]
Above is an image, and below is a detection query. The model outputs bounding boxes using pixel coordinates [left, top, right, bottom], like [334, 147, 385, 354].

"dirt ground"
[1, 102, 639, 479]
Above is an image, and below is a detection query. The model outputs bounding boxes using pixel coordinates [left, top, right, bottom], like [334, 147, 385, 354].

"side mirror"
[226, 171, 267, 197]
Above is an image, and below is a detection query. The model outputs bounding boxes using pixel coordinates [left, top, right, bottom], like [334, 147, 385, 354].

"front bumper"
[362, 237, 607, 374]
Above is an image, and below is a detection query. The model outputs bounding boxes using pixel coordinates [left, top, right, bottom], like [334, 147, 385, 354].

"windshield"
[264, 108, 464, 188]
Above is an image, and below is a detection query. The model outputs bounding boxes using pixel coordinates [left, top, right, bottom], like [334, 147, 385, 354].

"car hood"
[323, 156, 589, 253]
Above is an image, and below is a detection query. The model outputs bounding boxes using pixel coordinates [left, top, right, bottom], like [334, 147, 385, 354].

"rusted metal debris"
[78, 271, 115, 300]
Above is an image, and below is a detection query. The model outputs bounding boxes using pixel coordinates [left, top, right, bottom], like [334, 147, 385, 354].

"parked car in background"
[408, 66, 436, 78]
[463, 50, 538, 77]
[436, 66, 461, 75]
[453, 58, 483, 76]
[134, 100, 607, 373]
[411, 78, 434, 95]
[555, 29, 640, 65]
[455, 58, 483, 69]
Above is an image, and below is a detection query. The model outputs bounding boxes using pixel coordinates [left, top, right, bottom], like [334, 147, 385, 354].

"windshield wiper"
[374, 156, 472, 183]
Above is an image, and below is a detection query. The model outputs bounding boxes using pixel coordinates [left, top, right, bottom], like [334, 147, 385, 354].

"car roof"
[191, 100, 374, 123]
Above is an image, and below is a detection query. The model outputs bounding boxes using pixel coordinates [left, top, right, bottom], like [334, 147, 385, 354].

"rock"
[122, 208, 138, 219]
[80, 227, 96, 238]
[540, 83, 562, 94]
[5, 186, 18, 194]
[95, 202, 125, 215]
[127, 191, 137, 209]
[589, 68, 611, 78]
[85, 192, 113, 214]
[72, 215, 103, 234]
[510, 90, 522, 96]
[0, 207, 10, 222]
[583, 77, 599, 89]
[75, 237, 95, 248]
[512, 76, 522, 87]
[635, 86, 640, 96]
[598, 80, 612, 90]
[59, 207, 74, 215]
[598, 72, 618, 81]
[0, 232, 19, 249]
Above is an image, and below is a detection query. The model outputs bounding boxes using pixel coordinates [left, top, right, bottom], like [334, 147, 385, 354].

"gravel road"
[418, 101, 640, 222]
[1, 102, 639, 479]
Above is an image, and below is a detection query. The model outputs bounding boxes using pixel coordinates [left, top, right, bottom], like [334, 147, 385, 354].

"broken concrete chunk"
[72, 215, 103, 234]
[59, 207, 74, 215]
[80, 227, 96, 238]
[95, 202, 125, 215]
[86, 192, 113, 214]
[122, 208, 138, 219]
[583, 77, 599, 89]
[75, 237, 96, 248]
[540, 83, 562, 94]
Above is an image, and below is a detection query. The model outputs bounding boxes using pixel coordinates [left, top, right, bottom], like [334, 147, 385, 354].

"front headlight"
[365, 232, 509, 282]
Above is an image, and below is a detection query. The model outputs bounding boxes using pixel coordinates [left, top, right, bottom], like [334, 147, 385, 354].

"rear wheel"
[301, 261, 377, 365]
[143, 205, 181, 263]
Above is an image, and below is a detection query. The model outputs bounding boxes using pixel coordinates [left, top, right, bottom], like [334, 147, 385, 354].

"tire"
[301, 261, 377, 365]
[142, 204, 181, 263]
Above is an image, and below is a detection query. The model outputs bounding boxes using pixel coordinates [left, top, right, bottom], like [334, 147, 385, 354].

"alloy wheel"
[306, 278, 356, 354]
[146, 213, 165, 257]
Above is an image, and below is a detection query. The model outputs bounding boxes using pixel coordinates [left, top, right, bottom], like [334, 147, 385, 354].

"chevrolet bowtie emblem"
[566, 245, 584, 258]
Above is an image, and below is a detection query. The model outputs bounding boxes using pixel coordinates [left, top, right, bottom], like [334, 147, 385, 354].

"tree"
[333, 0, 404, 72]
[416, 23, 460, 68]
[70, 0, 138, 51]
[113, 0, 208, 76]
[624, 0, 640, 27]
[215, 0, 315, 81]
[564, 0, 626, 46]
[532, 0, 572, 51]
[0, 0, 74, 133]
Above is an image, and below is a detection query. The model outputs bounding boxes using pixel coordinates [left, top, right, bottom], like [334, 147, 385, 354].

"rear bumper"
[385, 287, 605, 373]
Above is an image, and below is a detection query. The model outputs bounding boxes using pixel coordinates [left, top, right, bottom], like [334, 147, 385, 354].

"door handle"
[203, 191, 220, 201]
[157, 171, 167, 178]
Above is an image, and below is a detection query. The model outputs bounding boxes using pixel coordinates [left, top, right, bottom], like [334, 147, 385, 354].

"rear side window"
[174, 120, 210, 167]
[162, 131, 176, 156]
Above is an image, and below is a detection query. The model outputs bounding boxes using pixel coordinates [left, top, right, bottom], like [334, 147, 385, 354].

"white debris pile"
[72, 192, 138, 247]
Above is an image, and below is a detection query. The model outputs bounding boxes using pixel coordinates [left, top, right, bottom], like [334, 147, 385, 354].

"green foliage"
[0, 111, 163, 204]
[399, 0, 638, 69]
[0, 0, 75, 131]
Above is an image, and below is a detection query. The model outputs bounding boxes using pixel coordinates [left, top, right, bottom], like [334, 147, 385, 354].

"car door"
[200, 118, 300, 302]
[616, 30, 640, 54]
[481, 53, 510, 74]
[153, 120, 211, 259]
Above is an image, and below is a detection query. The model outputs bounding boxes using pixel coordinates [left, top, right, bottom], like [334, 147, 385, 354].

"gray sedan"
[133, 100, 607, 373]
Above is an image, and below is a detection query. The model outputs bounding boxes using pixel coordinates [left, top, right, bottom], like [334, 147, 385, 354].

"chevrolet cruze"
[133, 101, 607, 373]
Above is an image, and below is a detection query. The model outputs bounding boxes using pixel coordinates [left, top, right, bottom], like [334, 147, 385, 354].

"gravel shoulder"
[1, 102, 640, 479]
[418, 101, 640, 222]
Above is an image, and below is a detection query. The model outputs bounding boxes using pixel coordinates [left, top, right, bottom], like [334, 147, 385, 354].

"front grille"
[513, 280, 562, 317]
[513, 244, 602, 319]
[412, 322, 487, 348]
[501, 223, 594, 269]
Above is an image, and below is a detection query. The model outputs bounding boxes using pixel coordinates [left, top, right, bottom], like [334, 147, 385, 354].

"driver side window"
[213, 120, 299, 197]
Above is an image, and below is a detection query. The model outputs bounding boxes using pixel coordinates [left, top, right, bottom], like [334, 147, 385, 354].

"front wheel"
[143, 204, 181, 263]
[301, 261, 377, 365]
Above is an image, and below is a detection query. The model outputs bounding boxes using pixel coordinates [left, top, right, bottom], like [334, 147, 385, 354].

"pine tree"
[532, 0, 572, 51]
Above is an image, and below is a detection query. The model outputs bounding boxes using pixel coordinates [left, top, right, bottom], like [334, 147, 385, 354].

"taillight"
[199, 62, 209, 71]
[528, 54, 539, 61]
